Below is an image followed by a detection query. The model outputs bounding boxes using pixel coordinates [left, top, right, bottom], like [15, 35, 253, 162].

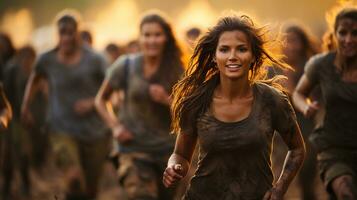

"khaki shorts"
[0, 121, 30, 171]
[50, 133, 110, 192]
[318, 149, 357, 197]
[117, 152, 174, 200]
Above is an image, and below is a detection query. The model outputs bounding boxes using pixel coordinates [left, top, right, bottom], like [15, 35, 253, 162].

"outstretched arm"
[163, 132, 197, 188]
[0, 86, 12, 130]
[292, 75, 319, 118]
[95, 79, 118, 128]
[21, 72, 45, 126]
[95, 79, 133, 143]
[264, 122, 306, 200]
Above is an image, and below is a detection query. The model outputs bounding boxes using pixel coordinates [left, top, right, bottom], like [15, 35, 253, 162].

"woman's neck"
[58, 44, 80, 56]
[57, 45, 81, 65]
[335, 52, 357, 71]
[217, 75, 252, 102]
[144, 55, 161, 67]
[143, 55, 161, 78]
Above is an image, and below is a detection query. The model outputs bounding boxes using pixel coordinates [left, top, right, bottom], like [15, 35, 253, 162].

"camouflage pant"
[1, 121, 31, 197]
[318, 149, 357, 199]
[118, 152, 175, 200]
[50, 133, 110, 197]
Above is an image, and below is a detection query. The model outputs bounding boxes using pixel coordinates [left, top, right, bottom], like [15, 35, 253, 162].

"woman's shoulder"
[123, 53, 143, 63]
[106, 53, 143, 76]
[254, 82, 289, 105]
[33, 48, 58, 71]
[255, 82, 285, 97]
[306, 51, 336, 69]
[254, 82, 295, 121]
[304, 51, 336, 83]
[37, 48, 57, 63]
[113, 53, 142, 67]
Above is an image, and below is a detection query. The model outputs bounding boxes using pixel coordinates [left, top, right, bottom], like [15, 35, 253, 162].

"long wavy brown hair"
[171, 15, 291, 135]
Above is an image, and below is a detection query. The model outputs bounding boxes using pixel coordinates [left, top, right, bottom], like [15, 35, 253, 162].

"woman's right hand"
[111, 125, 133, 144]
[303, 101, 319, 118]
[163, 164, 184, 188]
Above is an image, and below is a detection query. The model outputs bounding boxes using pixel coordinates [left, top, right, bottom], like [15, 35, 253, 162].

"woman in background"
[96, 11, 183, 200]
[293, 7, 357, 199]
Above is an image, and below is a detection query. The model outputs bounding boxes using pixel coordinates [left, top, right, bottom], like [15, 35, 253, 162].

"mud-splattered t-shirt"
[106, 53, 183, 154]
[34, 47, 108, 141]
[183, 83, 298, 200]
[304, 52, 357, 150]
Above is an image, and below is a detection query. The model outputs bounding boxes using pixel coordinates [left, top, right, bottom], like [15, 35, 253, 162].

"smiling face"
[140, 22, 167, 58]
[58, 22, 78, 54]
[215, 30, 254, 81]
[335, 18, 357, 59]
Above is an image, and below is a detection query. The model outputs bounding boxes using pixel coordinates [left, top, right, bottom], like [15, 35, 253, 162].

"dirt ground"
[0, 159, 329, 200]
[0, 133, 329, 200]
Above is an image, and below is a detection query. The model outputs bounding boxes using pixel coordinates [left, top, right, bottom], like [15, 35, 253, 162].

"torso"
[184, 83, 297, 200]
[110, 54, 183, 154]
[337, 62, 357, 83]
[307, 52, 357, 150]
[35, 46, 107, 140]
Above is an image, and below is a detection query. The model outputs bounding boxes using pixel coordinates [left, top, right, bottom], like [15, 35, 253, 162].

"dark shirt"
[304, 52, 357, 150]
[106, 53, 183, 154]
[34, 47, 108, 140]
[184, 83, 298, 200]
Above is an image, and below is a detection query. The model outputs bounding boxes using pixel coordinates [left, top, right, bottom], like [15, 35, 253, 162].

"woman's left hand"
[262, 187, 284, 200]
[149, 84, 170, 105]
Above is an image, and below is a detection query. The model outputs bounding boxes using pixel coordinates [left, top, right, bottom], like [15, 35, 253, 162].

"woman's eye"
[338, 30, 347, 36]
[238, 48, 248, 52]
[219, 48, 228, 52]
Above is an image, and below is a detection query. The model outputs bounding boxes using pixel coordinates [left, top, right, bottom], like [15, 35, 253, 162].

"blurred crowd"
[0, 2, 356, 200]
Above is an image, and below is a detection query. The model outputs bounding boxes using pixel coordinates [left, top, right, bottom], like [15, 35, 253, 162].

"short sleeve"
[105, 55, 128, 90]
[180, 121, 197, 136]
[179, 109, 200, 136]
[93, 53, 109, 81]
[304, 55, 321, 86]
[272, 91, 298, 136]
[33, 54, 48, 77]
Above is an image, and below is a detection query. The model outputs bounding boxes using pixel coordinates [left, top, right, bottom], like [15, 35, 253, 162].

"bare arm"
[95, 79, 133, 143]
[21, 72, 45, 125]
[163, 132, 197, 188]
[95, 79, 119, 129]
[292, 75, 319, 118]
[0, 88, 12, 130]
[169, 132, 198, 171]
[264, 122, 306, 200]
